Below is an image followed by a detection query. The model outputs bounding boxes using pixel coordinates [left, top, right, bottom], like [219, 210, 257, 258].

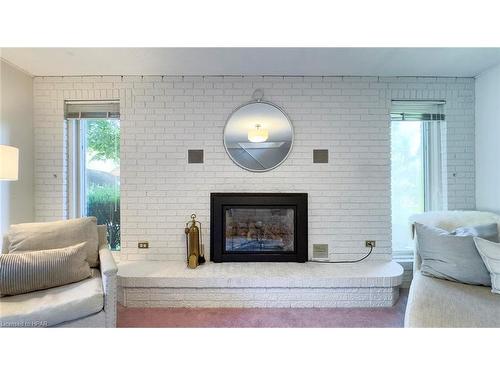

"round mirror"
[223, 101, 294, 172]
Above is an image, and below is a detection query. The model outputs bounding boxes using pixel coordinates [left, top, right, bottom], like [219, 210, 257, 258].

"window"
[66, 101, 121, 250]
[391, 101, 445, 258]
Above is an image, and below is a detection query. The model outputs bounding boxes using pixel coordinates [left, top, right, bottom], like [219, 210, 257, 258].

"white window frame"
[66, 100, 120, 219]
[423, 121, 444, 212]
[391, 119, 445, 261]
[68, 118, 120, 219]
[68, 119, 87, 218]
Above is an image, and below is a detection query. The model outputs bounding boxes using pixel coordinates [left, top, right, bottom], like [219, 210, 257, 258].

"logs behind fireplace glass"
[225, 208, 294, 253]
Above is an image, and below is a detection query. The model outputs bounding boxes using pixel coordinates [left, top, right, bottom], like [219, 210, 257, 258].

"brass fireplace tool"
[185, 214, 205, 269]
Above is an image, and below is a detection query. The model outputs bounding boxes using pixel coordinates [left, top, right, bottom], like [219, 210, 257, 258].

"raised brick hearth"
[117, 261, 404, 308]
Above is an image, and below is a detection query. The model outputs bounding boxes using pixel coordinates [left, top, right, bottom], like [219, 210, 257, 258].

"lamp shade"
[0, 145, 19, 181]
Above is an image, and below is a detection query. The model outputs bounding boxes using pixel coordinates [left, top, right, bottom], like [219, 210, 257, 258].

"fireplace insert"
[210, 193, 308, 262]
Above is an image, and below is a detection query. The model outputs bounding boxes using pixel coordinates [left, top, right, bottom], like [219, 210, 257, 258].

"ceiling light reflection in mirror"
[224, 101, 294, 172]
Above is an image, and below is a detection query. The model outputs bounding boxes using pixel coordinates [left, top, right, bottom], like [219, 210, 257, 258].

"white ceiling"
[2, 48, 500, 77]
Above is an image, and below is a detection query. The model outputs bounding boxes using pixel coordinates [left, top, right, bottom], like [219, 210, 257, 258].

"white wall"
[0, 60, 34, 237]
[32, 75, 475, 261]
[476, 63, 500, 214]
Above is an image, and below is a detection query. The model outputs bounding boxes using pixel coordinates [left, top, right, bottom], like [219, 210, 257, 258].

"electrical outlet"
[138, 241, 149, 249]
[365, 240, 376, 248]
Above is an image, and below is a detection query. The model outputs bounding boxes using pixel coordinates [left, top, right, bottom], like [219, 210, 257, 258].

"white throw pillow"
[8, 217, 99, 267]
[474, 237, 500, 294]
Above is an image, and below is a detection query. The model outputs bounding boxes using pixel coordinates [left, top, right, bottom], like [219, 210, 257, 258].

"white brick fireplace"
[33, 75, 475, 262]
[32, 74, 474, 307]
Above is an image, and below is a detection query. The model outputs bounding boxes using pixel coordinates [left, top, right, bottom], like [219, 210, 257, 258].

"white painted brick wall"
[33, 75, 475, 262]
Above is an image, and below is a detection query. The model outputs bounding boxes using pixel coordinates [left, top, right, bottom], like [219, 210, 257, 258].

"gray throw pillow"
[415, 222, 498, 286]
[474, 237, 500, 294]
[8, 217, 99, 267]
[0, 243, 91, 296]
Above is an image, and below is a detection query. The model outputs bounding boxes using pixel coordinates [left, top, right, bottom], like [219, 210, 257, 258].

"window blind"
[391, 100, 445, 121]
[65, 100, 120, 119]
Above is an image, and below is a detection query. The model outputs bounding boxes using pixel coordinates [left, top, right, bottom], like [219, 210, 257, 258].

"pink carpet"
[117, 289, 408, 328]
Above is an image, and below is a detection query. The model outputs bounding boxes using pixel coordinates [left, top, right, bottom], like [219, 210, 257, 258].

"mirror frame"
[223, 100, 295, 173]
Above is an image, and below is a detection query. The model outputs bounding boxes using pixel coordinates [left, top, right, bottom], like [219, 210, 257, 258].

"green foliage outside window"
[87, 119, 120, 162]
[87, 184, 120, 250]
[85, 119, 120, 250]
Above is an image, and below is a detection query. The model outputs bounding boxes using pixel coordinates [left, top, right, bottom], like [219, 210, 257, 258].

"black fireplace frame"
[210, 193, 308, 263]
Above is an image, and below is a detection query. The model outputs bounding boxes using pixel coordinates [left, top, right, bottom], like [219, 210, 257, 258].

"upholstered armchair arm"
[2, 235, 9, 254]
[99, 245, 118, 328]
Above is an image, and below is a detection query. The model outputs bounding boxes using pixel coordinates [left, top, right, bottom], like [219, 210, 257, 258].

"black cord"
[310, 244, 374, 264]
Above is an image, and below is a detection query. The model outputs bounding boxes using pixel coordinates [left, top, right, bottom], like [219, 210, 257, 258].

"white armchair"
[404, 210, 500, 327]
[1, 225, 118, 328]
[98, 245, 118, 328]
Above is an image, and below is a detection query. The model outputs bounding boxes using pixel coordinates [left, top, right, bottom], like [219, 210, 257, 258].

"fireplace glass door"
[211, 193, 307, 262]
[225, 207, 294, 253]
